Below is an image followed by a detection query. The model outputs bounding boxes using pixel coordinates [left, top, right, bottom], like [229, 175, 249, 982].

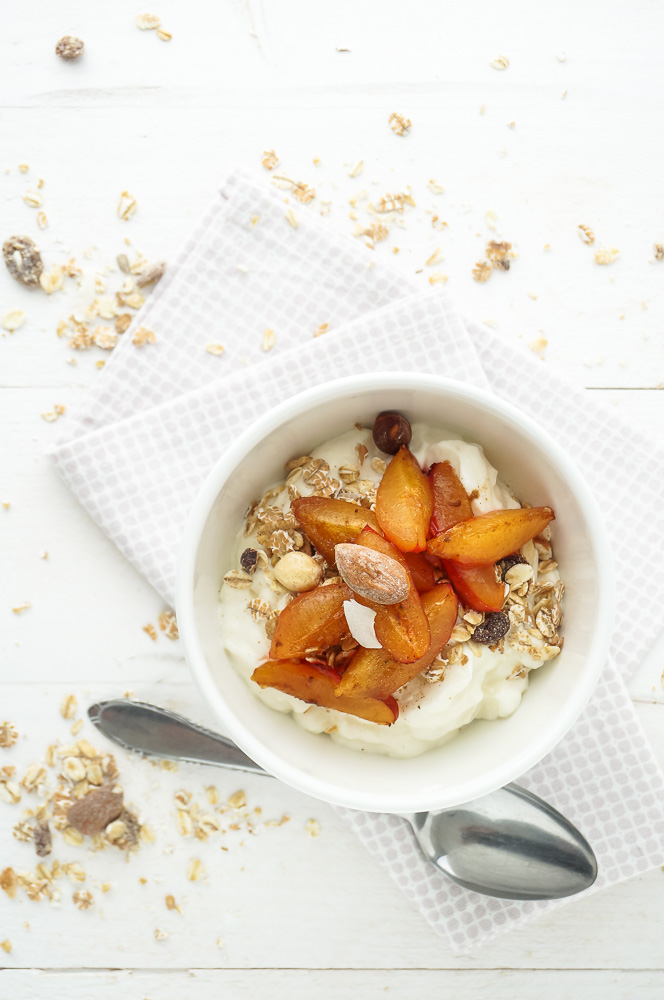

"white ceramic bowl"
[176, 373, 614, 814]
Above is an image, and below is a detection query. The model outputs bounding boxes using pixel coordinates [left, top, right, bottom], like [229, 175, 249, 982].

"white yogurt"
[218, 423, 560, 758]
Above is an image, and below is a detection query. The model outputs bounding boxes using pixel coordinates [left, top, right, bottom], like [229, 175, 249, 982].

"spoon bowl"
[89, 699, 598, 901]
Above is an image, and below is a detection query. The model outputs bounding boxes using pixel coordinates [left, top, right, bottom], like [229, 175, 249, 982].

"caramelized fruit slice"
[336, 583, 458, 699]
[403, 551, 437, 593]
[428, 506, 555, 565]
[292, 497, 380, 564]
[355, 528, 430, 663]
[443, 560, 506, 613]
[252, 659, 398, 725]
[429, 460, 473, 535]
[375, 446, 433, 553]
[269, 581, 351, 659]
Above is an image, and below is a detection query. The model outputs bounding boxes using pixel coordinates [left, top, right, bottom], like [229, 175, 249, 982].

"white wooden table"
[2, 2, 663, 996]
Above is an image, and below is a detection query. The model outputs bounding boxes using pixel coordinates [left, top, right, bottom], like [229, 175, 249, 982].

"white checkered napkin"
[50, 172, 664, 952]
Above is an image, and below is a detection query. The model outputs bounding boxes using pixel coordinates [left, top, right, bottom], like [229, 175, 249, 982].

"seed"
[372, 411, 412, 455]
[55, 36, 84, 60]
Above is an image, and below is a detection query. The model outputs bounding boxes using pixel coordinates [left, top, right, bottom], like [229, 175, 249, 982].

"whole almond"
[334, 543, 409, 605]
[66, 784, 124, 836]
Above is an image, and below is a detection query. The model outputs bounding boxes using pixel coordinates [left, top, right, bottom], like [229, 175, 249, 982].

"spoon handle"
[88, 699, 267, 775]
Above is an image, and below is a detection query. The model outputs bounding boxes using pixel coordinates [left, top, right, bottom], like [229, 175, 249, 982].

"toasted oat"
[431, 215, 448, 230]
[361, 222, 389, 243]
[156, 28, 172, 41]
[305, 818, 321, 837]
[428, 272, 448, 285]
[472, 260, 492, 282]
[529, 336, 548, 357]
[313, 322, 329, 338]
[154, 927, 169, 940]
[115, 313, 132, 334]
[136, 13, 161, 30]
[285, 209, 298, 229]
[0, 940, 10, 953]
[578, 224, 595, 245]
[292, 181, 315, 204]
[247, 598, 271, 621]
[261, 327, 276, 352]
[23, 190, 43, 208]
[158, 610, 178, 640]
[12, 602, 32, 614]
[132, 325, 156, 346]
[262, 150, 279, 170]
[374, 190, 415, 214]
[118, 191, 137, 221]
[654, 243, 664, 261]
[93, 326, 117, 350]
[205, 342, 225, 356]
[0, 781, 21, 804]
[39, 267, 64, 294]
[143, 623, 158, 640]
[388, 112, 412, 135]
[2, 308, 27, 332]
[0, 868, 18, 898]
[490, 55, 510, 70]
[223, 570, 254, 590]
[187, 858, 204, 881]
[594, 246, 619, 265]
[0, 723, 18, 748]
[425, 248, 444, 266]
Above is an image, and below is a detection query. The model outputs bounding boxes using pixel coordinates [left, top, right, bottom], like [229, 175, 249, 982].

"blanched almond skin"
[335, 543, 409, 605]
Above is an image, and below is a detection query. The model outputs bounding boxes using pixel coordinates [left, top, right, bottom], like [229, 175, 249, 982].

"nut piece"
[334, 543, 409, 605]
[472, 611, 510, 645]
[66, 784, 124, 836]
[34, 821, 52, 858]
[136, 261, 166, 287]
[372, 411, 412, 455]
[55, 36, 84, 60]
[273, 551, 322, 593]
[3, 236, 43, 286]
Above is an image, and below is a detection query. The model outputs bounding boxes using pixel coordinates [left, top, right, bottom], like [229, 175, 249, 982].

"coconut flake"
[343, 600, 382, 649]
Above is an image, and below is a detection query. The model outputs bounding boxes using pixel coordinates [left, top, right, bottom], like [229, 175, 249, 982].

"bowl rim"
[176, 372, 615, 813]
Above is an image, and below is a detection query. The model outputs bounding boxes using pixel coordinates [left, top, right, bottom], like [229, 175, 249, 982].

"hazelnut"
[273, 551, 322, 592]
[372, 411, 412, 454]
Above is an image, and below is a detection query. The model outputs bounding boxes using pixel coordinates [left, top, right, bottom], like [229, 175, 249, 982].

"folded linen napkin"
[52, 172, 664, 953]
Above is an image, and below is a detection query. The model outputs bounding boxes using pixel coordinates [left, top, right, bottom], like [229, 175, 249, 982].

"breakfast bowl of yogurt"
[176, 373, 614, 814]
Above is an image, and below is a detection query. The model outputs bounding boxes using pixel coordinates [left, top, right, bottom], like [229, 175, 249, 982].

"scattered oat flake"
[12, 603, 32, 614]
[187, 858, 204, 881]
[428, 272, 448, 285]
[118, 191, 137, 221]
[261, 328, 276, 352]
[36, 212, 48, 230]
[73, 889, 94, 910]
[285, 209, 298, 229]
[0, 940, 11, 954]
[205, 342, 225, 356]
[529, 336, 548, 356]
[431, 215, 448, 231]
[313, 322, 329, 338]
[427, 179, 445, 194]
[262, 150, 279, 170]
[23, 190, 43, 208]
[136, 13, 161, 30]
[305, 818, 321, 837]
[93, 326, 117, 350]
[653, 243, 664, 261]
[154, 927, 169, 940]
[132, 326, 156, 346]
[490, 55, 510, 70]
[292, 181, 315, 204]
[158, 610, 178, 640]
[40, 404, 66, 423]
[425, 248, 444, 267]
[40, 267, 64, 294]
[2, 502, 9, 510]
[143, 623, 158, 641]
[165, 894, 180, 911]
[60, 694, 78, 719]
[18, 164, 28, 173]
[472, 260, 492, 283]
[507, 121, 516, 129]
[2, 308, 26, 332]
[578, 224, 595, 245]
[156, 28, 172, 41]
[0, 723, 18, 748]
[556, 51, 567, 62]
[349, 160, 364, 178]
[388, 112, 411, 135]
[594, 246, 619, 265]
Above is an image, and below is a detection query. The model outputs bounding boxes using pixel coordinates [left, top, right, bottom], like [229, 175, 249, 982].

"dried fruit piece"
[269, 581, 351, 659]
[375, 446, 433, 553]
[402, 551, 437, 593]
[471, 611, 510, 645]
[292, 496, 380, 564]
[240, 548, 258, 574]
[337, 582, 458, 698]
[335, 542, 409, 605]
[443, 560, 506, 613]
[3, 236, 43, 286]
[372, 411, 412, 455]
[355, 528, 430, 662]
[428, 507, 555, 565]
[273, 551, 322, 593]
[429, 461, 473, 535]
[55, 36, 84, 60]
[252, 660, 398, 725]
[66, 784, 124, 836]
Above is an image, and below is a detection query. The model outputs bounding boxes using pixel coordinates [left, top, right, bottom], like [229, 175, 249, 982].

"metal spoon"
[88, 699, 597, 900]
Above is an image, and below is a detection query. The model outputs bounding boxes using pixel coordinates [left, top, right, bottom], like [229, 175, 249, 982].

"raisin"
[3, 235, 43, 286]
[372, 411, 412, 455]
[472, 611, 510, 645]
[499, 553, 527, 578]
[240, 548, 259, 574]
[34, 821, 52, 858]
[67, 784, 124, 836]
